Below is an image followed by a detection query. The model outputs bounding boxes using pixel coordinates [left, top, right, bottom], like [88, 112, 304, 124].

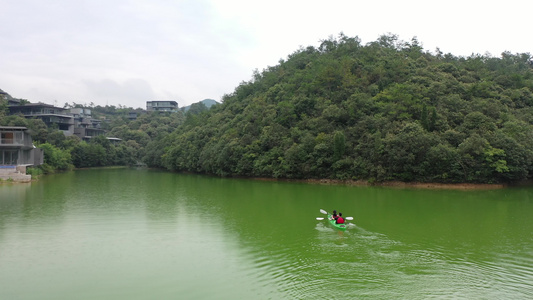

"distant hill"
[181, 99, 219, 112]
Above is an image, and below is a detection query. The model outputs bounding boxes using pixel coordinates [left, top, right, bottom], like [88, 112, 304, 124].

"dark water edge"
[4, 165, 529, 190]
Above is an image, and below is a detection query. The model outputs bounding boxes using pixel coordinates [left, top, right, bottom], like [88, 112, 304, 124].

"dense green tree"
[27, 119, 49, 143]
[47, 130, 67, 148]
[37, 143, 73, 173]
[0, 96, 7, 122]
[148, 34, 532, 183]
[333, 131, 346, 161]
[71, 142, 107, 168]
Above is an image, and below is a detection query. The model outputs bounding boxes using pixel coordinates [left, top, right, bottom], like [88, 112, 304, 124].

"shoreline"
[3, 166, 525, 190]
[162, 168, 527, 190]
[255, 177, 510, 190]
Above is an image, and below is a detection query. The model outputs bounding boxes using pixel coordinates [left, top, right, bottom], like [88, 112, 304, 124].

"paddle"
[319, 209, 353, 220]
[317, 209, 354, 221]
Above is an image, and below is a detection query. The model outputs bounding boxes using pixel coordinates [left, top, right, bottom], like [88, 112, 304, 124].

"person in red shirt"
[336, 212, 345, 224]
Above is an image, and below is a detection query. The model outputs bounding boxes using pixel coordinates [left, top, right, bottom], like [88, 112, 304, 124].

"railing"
[17, 110, 64, 115]
[0, 138, 25, 145]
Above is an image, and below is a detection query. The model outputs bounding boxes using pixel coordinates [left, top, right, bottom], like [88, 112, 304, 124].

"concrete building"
[3, 86, 123, 145]
[0, 126, 43, 182]
[6, 102, 122, 143]
[8, 103, 75, 136]
[70, 108, 105, 141]
[146, 101, 178, 112]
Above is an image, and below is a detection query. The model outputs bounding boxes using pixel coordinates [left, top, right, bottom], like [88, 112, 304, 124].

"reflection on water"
[1, 168, 533, 299]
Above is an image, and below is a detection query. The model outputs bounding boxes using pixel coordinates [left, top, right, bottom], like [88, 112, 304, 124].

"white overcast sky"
[1, 0, 531, 109]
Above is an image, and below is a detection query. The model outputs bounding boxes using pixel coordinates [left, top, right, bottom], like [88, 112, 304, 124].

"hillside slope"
[152, 34, 533, 184]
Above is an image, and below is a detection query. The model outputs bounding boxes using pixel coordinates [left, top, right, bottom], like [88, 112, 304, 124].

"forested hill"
[152, 34, 533, 184]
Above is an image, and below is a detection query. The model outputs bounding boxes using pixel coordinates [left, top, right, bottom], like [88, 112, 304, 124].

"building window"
[1, 132, 14, 144]
[0, 150, 18, 165]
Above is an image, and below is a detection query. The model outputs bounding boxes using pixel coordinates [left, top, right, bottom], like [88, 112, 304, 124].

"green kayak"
[328, 214, 347, 231]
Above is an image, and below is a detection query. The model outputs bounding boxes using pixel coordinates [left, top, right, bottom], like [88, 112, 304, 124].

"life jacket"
[336, 217, 345, 224]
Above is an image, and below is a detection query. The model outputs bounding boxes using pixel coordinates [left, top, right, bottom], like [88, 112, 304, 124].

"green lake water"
[1, 168, 532, 299]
